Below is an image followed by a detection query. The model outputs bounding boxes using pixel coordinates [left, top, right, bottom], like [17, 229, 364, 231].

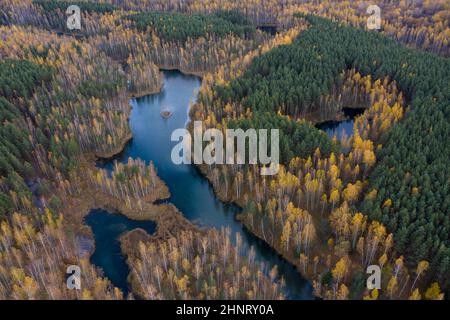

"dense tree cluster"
[0, 23, 133, 298]
[109, 0, 450, 57]
[0, 0, 448, 300]
[126, 11, 255, 42]
[127, 228, 285, 299]
[33, 0, 117, 14]
[0, 4, 275, 300]
[213, 9, 253, 27]
[0, 59, 55, 220]
[299, 16, 450, 291]
[0, 211, 122, 299]
[195, 14, 449, 297]
[290, 0, 450, 57]
[0, 99, 33, 187]
[3, 1, 449, 56]
[90, 158, 167, 210]
[0, 59, 54, 100]
[228, 113, 339, 164]
[126, 53, 162, 96]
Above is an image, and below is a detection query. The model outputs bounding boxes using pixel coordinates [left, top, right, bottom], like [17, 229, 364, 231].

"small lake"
[257, 25, 277, 35]
[316, 107, 365, 140]
[85, 209, 156, 295]
[85, 70, 314, 299]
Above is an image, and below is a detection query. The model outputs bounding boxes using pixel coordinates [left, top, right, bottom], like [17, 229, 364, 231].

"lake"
[85, 70, 314, 299]
[316, 107, 365, 140]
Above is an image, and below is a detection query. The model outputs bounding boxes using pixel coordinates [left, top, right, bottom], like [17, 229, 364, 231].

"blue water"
[85, 209, 156, 295]
[316, 108, 365, 140]
[86, 70, 314, 299]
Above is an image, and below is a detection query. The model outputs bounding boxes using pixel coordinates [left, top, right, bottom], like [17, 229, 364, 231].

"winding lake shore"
[85, 66, 363, 298]
[84, 70, 315, 299]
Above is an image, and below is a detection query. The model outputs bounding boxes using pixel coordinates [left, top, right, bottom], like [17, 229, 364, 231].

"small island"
[160, 110, 172, 118]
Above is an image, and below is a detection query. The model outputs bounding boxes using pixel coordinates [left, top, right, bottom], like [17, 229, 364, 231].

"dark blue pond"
[85, 209, 156, 295]
[316, 107, 365, 140]
[85, 70, 314, 299]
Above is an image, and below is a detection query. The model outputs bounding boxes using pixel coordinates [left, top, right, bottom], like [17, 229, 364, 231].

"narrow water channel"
[85, 70, 314, 299]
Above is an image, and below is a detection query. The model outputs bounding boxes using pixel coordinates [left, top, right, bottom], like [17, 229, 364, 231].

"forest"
[126, 10, 255, 42]
[194, 14, 449, 298]
[125, 228, 285, 299]
[227, 113, 339, 164]
[0, 0, 448, 301]
[33, 0, 117, 14]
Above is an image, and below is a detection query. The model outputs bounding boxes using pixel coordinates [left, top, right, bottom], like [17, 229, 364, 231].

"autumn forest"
[0, 0, 449, 302]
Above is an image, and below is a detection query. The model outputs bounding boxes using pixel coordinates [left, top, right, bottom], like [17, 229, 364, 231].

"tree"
[387, 276, 398, 299]
[409, 288, 421, 300]
[424, 283, 444, 300]
[332, 257, 349, 286]
[336, 284, 349, 300]
[410, 261, 429, 292]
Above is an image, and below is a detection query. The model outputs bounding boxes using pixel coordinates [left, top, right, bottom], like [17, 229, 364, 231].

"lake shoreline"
[84, 69, 315, 299]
